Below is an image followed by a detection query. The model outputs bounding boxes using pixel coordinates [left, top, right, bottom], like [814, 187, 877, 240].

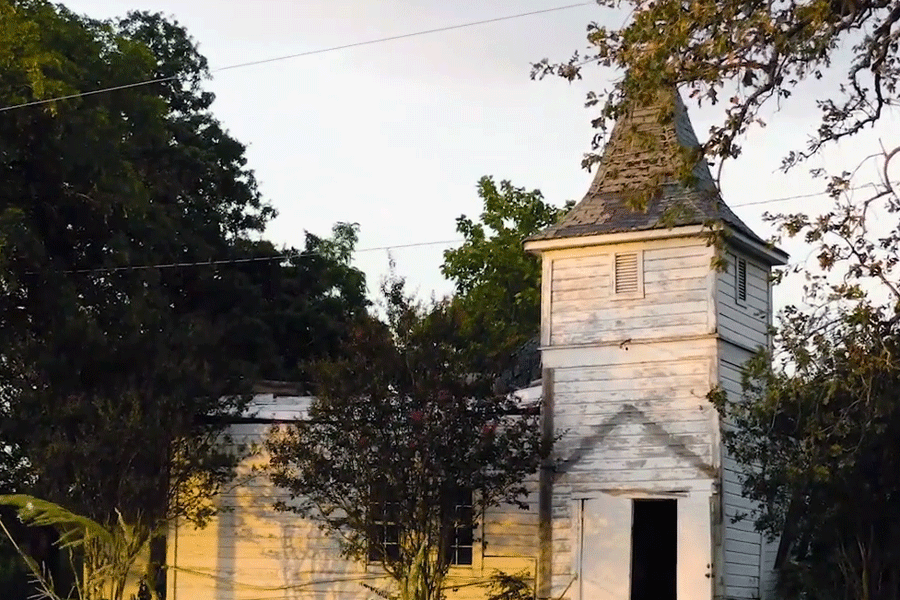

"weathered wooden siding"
[719, 342, 764, 599]
[759, 532, 780, 599]
[541, 338, 720, 600]
[546, 239, 715, 346]
[716, 251, 770, 351]
[168, 399, 541, 600]
[168, 422, 370, 600]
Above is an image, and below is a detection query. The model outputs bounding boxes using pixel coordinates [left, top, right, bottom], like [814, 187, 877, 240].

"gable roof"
[528, 89, 765, 245]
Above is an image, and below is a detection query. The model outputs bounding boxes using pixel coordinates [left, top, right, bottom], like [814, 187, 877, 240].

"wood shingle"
[529, 89, 763, 243]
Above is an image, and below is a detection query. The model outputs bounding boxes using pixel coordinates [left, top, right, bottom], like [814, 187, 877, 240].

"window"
[735, 256, 748, 305]
[367, 486, 474, 566]
[630, 499, 677, 600]
[368, 487, 400, 562]
[613, 251, 644, 297]
[443, 487, 474, 566]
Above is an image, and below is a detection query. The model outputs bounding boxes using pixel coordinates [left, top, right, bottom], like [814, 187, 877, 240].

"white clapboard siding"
[547, 239, 714, 346]
[551, 353, 716, 491]
[759, 531, 780, 599]
[717, 343, 766, 600]
[545, 336, 718, 599]
[716, 251, 770, 351]
[168, 417, 541, 600]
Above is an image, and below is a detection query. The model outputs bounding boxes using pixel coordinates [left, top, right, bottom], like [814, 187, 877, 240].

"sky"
[60, 0, 900, 312]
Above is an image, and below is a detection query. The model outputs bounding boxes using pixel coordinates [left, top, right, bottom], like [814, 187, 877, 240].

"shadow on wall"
[170, 423, 380, 600]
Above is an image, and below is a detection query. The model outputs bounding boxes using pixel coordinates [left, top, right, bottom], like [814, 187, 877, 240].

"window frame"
[367, 485, 401, 564]
[443, 487, 476, 568]
[366, 485, 478, 569]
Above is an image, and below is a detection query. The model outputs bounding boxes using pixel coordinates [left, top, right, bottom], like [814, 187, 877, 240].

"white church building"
[165, 89, 788, 600]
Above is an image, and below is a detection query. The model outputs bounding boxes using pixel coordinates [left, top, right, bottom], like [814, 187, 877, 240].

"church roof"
[529, 89, 764, 244]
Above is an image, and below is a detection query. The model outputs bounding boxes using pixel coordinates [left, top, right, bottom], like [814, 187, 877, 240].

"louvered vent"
[736, 257, 747, 304]
[614, 252, 640, 295]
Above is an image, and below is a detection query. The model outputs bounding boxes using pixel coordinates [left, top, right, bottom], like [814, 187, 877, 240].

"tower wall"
[716, 247, 777, 599]
[538, 233, 721, 600]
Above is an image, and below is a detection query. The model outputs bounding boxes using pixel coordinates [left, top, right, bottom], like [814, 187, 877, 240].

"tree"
[711, 304, 900, 600]
[0, 2, 367, 595]
[195, 223, 369, 388]
[535, 2, 900, 597]
[533, 0, 899, 182]
[266, 280, 545, 600]
[441, 176, 571, 371]
[709, 140, 900, 599]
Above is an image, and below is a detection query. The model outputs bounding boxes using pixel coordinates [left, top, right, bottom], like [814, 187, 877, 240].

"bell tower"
[525, 89, 787, 600]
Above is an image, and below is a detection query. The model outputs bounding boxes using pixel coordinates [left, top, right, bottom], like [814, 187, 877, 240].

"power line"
[730, 183, 886, 207]
[18, 184, 898, 276]
[23, 238, 463, 276]
[0, 2, 595, 113]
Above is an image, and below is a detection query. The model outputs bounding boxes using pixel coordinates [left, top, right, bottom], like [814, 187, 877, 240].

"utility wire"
[0, 2, 594, 113]
[730, 182, 887, 207]
[20, 182, 899, 276]
[22, 238, 463, 276]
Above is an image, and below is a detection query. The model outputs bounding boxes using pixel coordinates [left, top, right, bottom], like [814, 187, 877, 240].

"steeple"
[529, 88, 765, 245]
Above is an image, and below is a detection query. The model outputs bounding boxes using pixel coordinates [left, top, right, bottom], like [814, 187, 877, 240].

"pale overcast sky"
[61, 0, 899, 312]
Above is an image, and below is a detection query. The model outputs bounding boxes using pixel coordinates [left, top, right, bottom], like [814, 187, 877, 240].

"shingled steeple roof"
[529, 89, 762, 243]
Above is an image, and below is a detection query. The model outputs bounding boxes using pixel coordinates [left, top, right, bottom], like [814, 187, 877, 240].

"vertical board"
[577, 494, 632, 600]
[677, 493, 714, 600]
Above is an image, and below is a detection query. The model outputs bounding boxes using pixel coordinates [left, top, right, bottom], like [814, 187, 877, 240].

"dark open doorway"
[630, 499, 677, 600]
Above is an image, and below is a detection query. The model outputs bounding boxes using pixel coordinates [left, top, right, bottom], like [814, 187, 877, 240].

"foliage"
[0, 4, 368, 597]
[266, 279, 545, 600]
[441, 176, 571, 371]
[0, 533, 31, 600]
[533, 0, 899, 178]
[711, 304, 900, 600]
[0, 495, 157, 600]
[540, 6, 900, 593]
[485, 570, 534, 600]
[710, 150, 900, 598]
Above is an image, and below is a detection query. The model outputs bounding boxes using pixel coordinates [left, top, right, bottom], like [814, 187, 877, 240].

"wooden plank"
[554, 358, 708, 382]
[550, 274, 610, 293]
[551, 296, 708, 319]
[725, 574, 761, 590]
[644, 244, 709, 261]
[726, 529, 765, 545]
[554, 372, 705, 392]
[643, 254, 708, 271]
[644, 264, 710, 283]
[542, 256, 553, 346]
[645, 276, 708, 293]
[552, 320, 708, 346]
[564, 469, 713, 486]
[553, 254, 610, 270]
[727, 562, 763, 578]
[551, 264, 610, 280]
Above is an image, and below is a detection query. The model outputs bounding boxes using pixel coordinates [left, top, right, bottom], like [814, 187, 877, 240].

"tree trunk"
[398, 539, 445, 600]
